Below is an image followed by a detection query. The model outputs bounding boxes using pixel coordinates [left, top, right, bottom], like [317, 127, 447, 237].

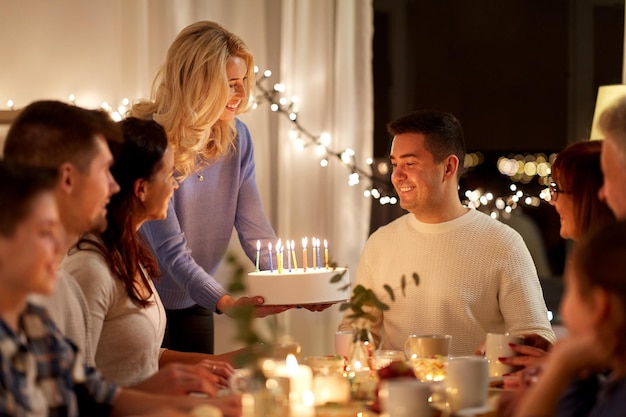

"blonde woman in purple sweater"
[131, 21, 293, 354]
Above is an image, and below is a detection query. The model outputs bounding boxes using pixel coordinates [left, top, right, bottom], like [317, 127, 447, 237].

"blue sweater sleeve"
[233, 122, 278, 270]
[140, 201, 228, 312]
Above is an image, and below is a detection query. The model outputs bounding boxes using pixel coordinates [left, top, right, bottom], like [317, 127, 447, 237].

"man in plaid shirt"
[0, 102, 241, 417]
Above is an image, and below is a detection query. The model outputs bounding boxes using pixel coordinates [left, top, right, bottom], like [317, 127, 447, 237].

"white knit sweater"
[338, 209, 555, 356]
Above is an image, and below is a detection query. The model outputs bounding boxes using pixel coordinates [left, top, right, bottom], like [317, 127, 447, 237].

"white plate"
[454, 404, 494, 416]
[431, 402, 493, 416]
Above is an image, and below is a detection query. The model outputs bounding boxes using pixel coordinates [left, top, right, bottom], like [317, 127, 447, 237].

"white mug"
[379, 379, 432, 417]
[485, 333, 523, 377]
[445, 356, 489, 412]
[335, 330, 353, 357]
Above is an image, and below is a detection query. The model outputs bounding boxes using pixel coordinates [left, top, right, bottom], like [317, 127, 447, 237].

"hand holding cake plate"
[223, 295, 296, 318]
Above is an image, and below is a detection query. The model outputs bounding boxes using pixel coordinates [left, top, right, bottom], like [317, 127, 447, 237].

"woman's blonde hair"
[130, 21, 256, 180]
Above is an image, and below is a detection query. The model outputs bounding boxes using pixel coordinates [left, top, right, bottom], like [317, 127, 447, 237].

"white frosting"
[247, 267, 350, 305]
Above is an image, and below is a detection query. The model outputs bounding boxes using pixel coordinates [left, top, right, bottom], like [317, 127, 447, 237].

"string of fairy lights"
[2, 70, 557, 217]
[250, 67, 556, 217]
[252, 68, 398, 204]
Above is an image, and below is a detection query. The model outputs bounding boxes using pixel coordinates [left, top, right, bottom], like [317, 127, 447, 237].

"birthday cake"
[247, 267, 350, 306]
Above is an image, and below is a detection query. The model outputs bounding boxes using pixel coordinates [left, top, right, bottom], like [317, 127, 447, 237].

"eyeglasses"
[549, 181, 571, 202]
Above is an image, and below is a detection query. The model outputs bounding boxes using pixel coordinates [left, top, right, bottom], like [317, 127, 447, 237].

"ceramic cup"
[335, 330, 353, 358]
[378, 379, 433, 417]
[485, 333, 523, 377]
[445, 356, 489, 412]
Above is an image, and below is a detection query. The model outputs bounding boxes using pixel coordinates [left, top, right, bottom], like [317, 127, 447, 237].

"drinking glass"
[404, 334, 451, 382]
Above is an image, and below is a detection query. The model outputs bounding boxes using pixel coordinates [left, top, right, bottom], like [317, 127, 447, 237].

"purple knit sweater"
[140, 119, 277, 311]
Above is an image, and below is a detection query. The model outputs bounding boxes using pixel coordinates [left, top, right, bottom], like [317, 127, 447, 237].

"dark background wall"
[370, 0, 624, 281]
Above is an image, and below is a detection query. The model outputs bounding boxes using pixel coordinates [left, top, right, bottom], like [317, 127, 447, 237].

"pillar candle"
[272, 355, 313, 406]
[313, 374, 350, 405]
[312, 237, 318, 269]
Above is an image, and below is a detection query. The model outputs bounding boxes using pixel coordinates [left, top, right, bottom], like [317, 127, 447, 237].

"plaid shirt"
[0, 303, 118, 417]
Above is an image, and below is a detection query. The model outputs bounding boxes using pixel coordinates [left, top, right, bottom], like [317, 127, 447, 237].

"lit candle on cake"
[286, 240, 292, 272]
[302, 237, 308, 272]
[255, 240, 260, 272]
[324, 239, 329, 269]
[268, 242, 273, 273]
[316, 238, 322, 269]
[312, 237, 317, 269]
[276, 239, 283, 274]
[291, 240, 298, 270]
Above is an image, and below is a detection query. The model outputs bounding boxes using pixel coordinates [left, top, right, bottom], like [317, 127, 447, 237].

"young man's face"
[390, 133, 447, 218]
[72, 135, 120, 234]
[0, 192, 62, 296]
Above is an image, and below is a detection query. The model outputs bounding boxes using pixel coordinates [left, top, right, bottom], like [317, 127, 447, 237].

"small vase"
[344, 318, 378, 402]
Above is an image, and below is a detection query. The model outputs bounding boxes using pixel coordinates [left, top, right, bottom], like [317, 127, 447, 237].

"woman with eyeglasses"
[497, 139, 616, 416]
[548, 140, 615, 241]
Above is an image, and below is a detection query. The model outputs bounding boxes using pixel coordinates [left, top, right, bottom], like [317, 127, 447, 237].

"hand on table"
[196, 359, 234, 388]
[133, 363, 219, 396]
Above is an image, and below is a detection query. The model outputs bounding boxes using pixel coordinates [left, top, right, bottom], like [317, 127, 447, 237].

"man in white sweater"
[338, 110, 555, 356]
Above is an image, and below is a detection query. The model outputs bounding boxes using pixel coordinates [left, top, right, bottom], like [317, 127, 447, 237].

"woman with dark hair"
[514, 220, 626, 417]
[62, 117, 237, 394]
[498, 140, 617, 416]
[549, 140, 615, 240]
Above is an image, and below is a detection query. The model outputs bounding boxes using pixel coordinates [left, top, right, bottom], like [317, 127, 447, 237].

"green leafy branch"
[331, 269, 420, 323]
[224, 253, 278, 368]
